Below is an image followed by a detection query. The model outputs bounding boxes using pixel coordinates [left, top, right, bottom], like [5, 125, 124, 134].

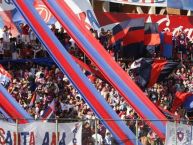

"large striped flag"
[0, 64, 12, 85]
[122, 18, 145, 58]
[144, 23, 160, 56]
[130, 58, 178, 89]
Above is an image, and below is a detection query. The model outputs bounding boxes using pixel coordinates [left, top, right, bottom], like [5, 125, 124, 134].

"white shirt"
[3, 31, 10, 42]
[0, 42, 4, 54]
[92, 133, 103, 145]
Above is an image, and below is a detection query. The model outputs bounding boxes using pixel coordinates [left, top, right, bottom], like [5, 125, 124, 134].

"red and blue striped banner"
[12, 0, 138, 144]
[43, 0, 166, 139]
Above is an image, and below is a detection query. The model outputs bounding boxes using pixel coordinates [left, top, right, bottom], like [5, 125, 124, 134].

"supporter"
[104, 132, 112, 145]
[99, 28, 108, 49]
[10, 38, 18, 60]
[50, 24, 59, 36]
[177, 30, 189, 53]
[2, 25, 11, 51]
[90, 28, 98, 39]
[20, 23, 30, 44]
[29, 29, 37, 45]
[0, 38, 4, 59]
[92, 130, 103, 145]
[82, 122, 94, 144]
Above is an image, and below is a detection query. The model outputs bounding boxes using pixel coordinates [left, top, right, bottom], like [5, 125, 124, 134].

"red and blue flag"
[160, 31, 173, 58]
[171, 91, 193, 113]
[130, 58, 178, 89]
[122, 18, 145, 58]
[144, 23, 160, 56]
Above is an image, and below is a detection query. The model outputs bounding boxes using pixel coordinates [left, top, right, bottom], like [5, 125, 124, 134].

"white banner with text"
[0, 121, 82, 145]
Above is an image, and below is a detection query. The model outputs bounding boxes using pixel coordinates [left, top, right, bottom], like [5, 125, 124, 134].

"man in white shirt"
[92, 131, 103, 145]
[2, 26, 11, 50]
[104, 132, 112, 145]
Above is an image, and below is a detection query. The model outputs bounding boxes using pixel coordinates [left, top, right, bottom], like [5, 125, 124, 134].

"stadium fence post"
[56, 118, 59, 145]
[175, 120, 177, 145]
[95, 118, 98, 145]
[16, 119, 19, 145]
[136, 119, 139, 145]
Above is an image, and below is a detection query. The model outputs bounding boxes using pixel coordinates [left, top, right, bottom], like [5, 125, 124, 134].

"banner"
[98, 0, 167, 7]
[95, 12, 193, 39]
[0, 0, 56, 37]
[64, 0, 100, 30]
[168, 0, 193, 11]
[0, 120, 82, 145]
[0, 0, 15, 11]
[165, 122, 192, 145]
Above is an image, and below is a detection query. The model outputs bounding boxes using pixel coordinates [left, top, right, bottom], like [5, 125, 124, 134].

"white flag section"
[0, 121, 82, 145]
[98, 0, 167, 7]
[166, 122, 192, 145]
[0, 0, 15, 11]
[64, 0, 100, 30]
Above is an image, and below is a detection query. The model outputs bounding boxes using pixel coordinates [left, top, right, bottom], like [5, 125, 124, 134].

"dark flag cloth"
[171, 92, 193, 113]
[121, 18, 145, 59]
[144, 23, 161, 56]
[183, 95, 193, 111]
[130, 58, 179, 89]
[110, 20, 131, 46]
[160, 31, 173, 58]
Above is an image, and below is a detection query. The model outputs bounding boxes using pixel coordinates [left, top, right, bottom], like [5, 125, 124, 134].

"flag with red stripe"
[130, 58, 178, 89]
[144, 23, 160, 56]
[109, 20, 131, 46]
[160, 31, 173, 58]
[171, 92, 193, 113]
[122, 18, 145, 58]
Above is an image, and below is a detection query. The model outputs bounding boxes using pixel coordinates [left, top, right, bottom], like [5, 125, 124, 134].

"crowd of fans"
[0, 23, 193, 145]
